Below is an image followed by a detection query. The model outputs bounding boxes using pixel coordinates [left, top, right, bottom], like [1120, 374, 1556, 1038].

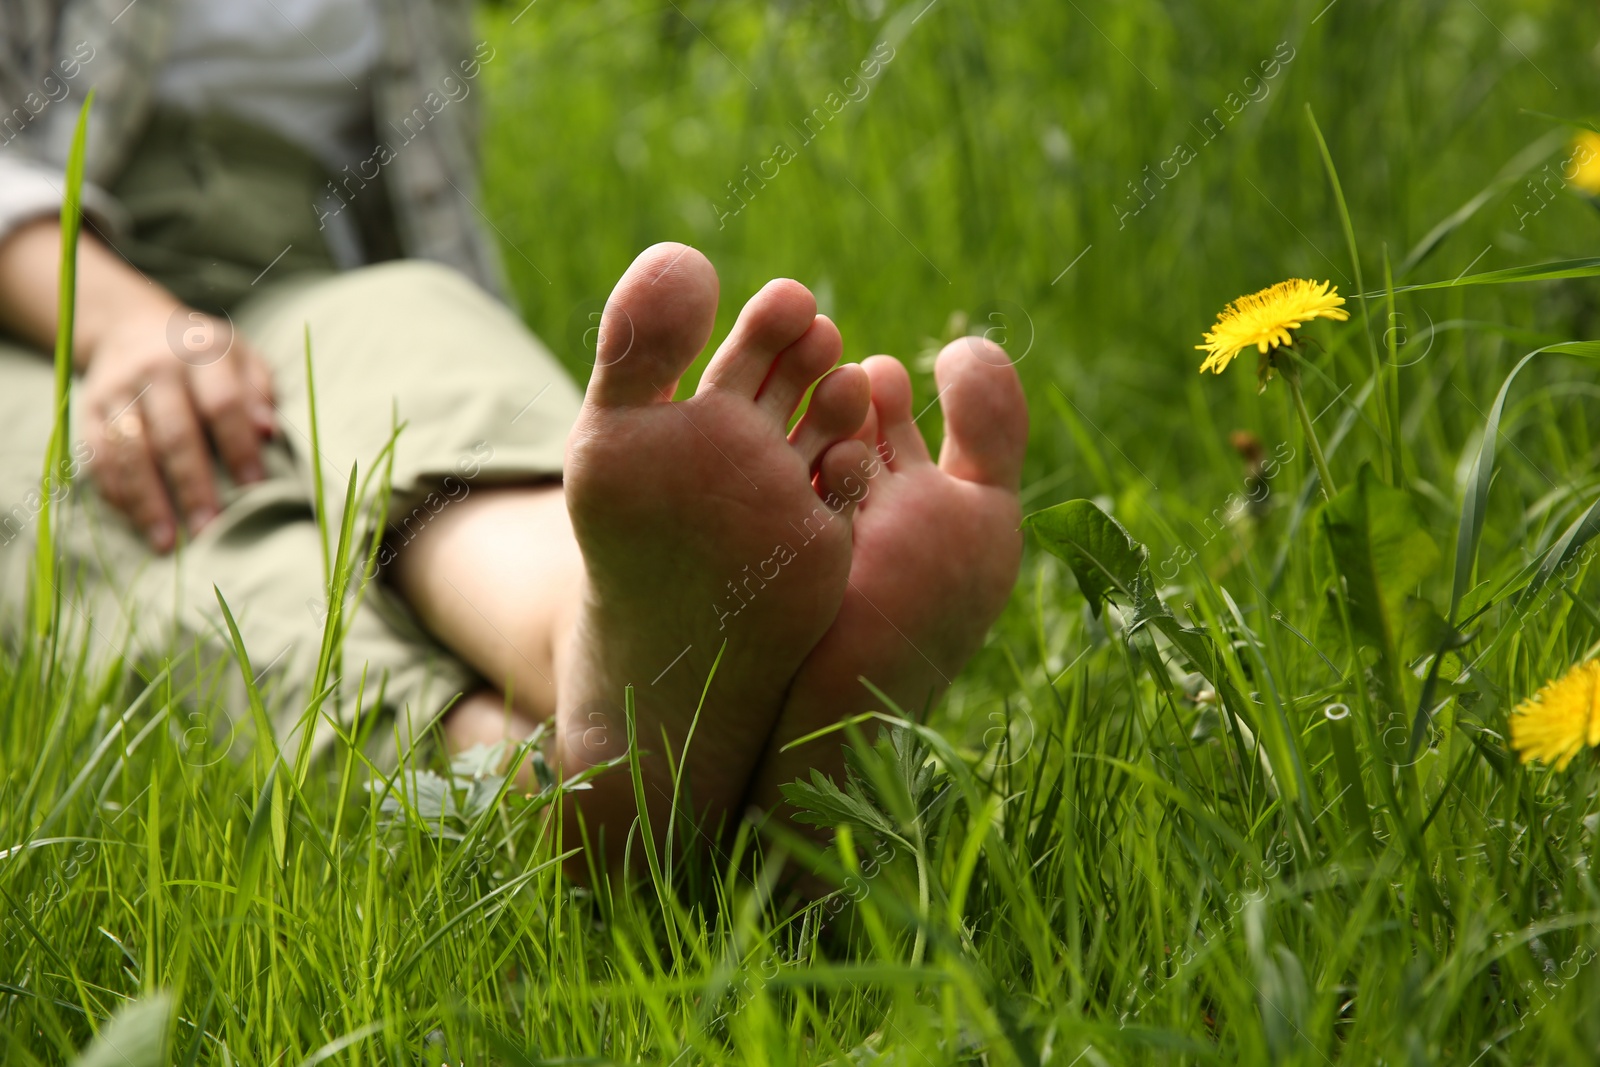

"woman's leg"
[386, 484, 582, 728]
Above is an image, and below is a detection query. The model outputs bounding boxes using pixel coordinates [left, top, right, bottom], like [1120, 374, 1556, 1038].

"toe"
[588, 242, 719, 407]
[817, 438, 875, 518]
[854, 395, 882, 454]
[934, 337, 1028, 489]
[756, 315, 843, 424]
[699, 278, 818, 398]
[862, 355, 932, 469]
[789, 363, 870, 470]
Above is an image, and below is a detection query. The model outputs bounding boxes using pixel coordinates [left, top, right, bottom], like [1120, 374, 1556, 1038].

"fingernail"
[149, 523, 174, 550]
[189, 509, 217, 531]
[240, 462, 265, 483]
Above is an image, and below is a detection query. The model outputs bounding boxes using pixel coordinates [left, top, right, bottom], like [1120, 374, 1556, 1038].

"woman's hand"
[80, 302, 276, 551]
[0, 219, 282, 553]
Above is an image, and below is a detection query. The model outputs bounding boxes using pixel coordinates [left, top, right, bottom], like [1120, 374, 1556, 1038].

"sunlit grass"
[6, 1, 1600, 1063]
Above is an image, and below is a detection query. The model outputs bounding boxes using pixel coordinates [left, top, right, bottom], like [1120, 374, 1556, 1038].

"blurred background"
[480, 0, 1598, 513]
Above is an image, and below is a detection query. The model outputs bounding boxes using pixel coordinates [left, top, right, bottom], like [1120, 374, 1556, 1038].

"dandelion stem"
[1281, 350, 1337, 499]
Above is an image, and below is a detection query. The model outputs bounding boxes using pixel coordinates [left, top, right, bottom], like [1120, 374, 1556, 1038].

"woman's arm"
[0, 218, 275, 551]
[0, 215, 177, 367]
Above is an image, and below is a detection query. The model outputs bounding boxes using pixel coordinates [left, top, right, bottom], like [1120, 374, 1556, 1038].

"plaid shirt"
[0, 0, 508, 299]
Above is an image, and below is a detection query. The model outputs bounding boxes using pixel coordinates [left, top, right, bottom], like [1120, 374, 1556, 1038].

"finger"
[141, 377, 221, 533]
[240, 345, 277, 435]
[100, 408, 177, 551]
[189, 361, 266, 484]
[84, 420, 121, 511]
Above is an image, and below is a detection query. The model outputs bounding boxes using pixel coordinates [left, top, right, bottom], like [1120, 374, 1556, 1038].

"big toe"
[588, 242, 719, 407]
[934, 337, 1028, 489]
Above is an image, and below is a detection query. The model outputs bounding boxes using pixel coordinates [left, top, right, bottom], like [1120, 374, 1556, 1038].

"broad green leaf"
[72, 992, 171, 1067]
[1029, 500, 1305, 805]
[1131, 588, 1300, 801]
[1033, 503, 1299, 801]
[1024, 499, 1148, 617]
[374, 768, 456, 823]
[1323, 463, 1442, 720]
[781, 770, 898, 837]
[1400, 596, 1456, 663]
[451, 740, 509, 778]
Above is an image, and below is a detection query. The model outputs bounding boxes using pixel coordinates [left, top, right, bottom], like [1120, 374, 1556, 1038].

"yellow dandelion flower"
[1510, 659, 1600, 771]
[1196, 279, 1349, 374]
[1568, 129, 1600, 197]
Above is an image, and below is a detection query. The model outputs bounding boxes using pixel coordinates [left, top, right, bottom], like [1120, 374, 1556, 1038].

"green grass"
[7, 0, 1600, 1062]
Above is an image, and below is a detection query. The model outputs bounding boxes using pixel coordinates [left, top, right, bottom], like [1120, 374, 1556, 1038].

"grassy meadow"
[8, 0, 1600, 1062]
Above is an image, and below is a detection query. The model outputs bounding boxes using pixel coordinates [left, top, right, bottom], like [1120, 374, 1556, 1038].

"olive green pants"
[0, 261, 583, 754]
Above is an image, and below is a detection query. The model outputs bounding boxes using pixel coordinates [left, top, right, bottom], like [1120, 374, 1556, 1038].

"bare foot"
[555, 243, 872, 865]
[749, 337, 1028, 812]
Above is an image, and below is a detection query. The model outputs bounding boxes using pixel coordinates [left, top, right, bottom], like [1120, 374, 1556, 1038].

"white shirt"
[153, 0, 382, 176]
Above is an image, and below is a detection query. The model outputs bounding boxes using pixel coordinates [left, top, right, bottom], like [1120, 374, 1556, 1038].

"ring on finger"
[105, 410, 146, 446]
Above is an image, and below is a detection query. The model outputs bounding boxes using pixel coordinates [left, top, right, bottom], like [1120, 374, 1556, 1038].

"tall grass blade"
[32, 93, 93, 645]
[1450, 344, 1600, 618]
[1379, 258, 1600, 295]
[1308, 103, 1392, 481]
[1514, 493, 1600, 612]
[1397, 129, 1566, 276]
